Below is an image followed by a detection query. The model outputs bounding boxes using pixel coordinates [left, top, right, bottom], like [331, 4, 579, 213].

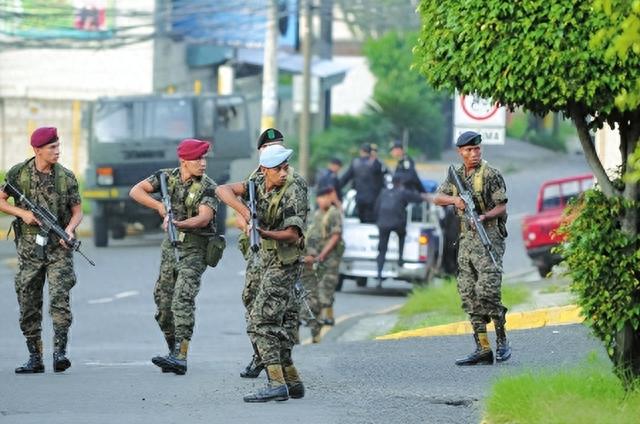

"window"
[94, 101, 134, 143]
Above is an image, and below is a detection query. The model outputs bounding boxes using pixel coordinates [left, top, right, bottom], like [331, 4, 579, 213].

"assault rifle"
[159, 172, 180, 262]
[4, 181, 95, 266]
[448, 165, 500, 270]
[247, 180, 260, 252]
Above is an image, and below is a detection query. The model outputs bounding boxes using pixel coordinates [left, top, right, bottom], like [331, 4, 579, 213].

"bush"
[557, 189, 640, 385]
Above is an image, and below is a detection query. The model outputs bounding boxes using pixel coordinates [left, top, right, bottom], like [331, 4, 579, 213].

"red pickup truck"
[521, 173, 594, 277]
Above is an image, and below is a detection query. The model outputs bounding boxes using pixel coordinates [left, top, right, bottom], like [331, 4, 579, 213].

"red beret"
[177, 139, 210, 160]
[31, 127, 59, 148]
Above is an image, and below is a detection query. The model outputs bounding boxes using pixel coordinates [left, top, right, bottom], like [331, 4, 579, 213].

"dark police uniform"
[339, 147, 385, 223]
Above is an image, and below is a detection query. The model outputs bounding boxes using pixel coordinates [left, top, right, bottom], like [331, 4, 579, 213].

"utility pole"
[261, 0, 279, 131]
[319, 0, 332, 129]
[299, 0, 312, 180]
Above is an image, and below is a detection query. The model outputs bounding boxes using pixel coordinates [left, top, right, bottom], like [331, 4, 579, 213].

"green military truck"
[83, 93, 253, 247]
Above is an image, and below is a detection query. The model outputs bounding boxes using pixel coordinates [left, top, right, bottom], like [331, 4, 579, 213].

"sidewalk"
[326, 271, 581, 343]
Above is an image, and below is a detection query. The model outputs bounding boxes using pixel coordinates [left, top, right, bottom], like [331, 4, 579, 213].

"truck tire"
[93, 215, 108, 247]
[111, 223, 126, 240]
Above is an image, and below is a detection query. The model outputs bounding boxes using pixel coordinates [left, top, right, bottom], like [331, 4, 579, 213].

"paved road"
[0, 140, 598, 423]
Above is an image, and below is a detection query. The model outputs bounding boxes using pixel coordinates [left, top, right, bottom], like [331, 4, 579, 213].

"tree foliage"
[364, 31, 448, 158]
[414, 0, 640, 382]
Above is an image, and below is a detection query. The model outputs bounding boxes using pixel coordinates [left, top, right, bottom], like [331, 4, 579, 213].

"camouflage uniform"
[437, 161, 508, 333]
[240, 170, 307, 365]
[299, 212, 323, 340]
[314, 206, 344, 309]
[146, 168, 218, 343]
[242, 172, 307, 367]
[3, 158, 80, 349]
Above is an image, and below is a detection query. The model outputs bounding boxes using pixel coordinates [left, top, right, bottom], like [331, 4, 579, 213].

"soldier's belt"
[182, 232, 208, 247]
[261, 238, 277, 251]
[19, 223, 40, 235]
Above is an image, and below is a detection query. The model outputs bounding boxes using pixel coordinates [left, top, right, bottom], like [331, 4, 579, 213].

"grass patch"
[390, 279, 531, 334]
[484, 354, 640, 424]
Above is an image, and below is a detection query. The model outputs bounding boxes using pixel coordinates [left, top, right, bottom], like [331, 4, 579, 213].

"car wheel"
[356, 277, 367, 287]
[538, 263, 553, 278]
[336, 275, 345, 292]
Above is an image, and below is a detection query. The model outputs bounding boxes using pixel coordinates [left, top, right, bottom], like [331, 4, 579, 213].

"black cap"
[456, 131, 482, 147]
[390, 140, 403, 150]
[257, 128, 284, 150]
[316, 185, 335, 196]
[329, 157, 343, 166]
[360, 143, 371, 153]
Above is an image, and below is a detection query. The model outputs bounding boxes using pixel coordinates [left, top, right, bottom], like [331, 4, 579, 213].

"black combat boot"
[53, 332, 71, 373]
[243, 365, 290, 403]
[152, 335, 175, 373]
[15, 339, 45, 374]
[240, 355, 265, 378]
[284, 364, 305, 399]
[494, 318, 512, 362]
[154, 340, 188, 375]
[455, 332, 494, 366]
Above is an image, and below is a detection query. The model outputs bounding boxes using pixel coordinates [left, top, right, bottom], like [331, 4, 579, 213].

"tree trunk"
[613, 322, 640, 389]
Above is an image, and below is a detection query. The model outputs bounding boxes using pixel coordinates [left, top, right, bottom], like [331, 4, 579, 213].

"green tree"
[364, 31, 448, 158]
[414, 0, 640, 383]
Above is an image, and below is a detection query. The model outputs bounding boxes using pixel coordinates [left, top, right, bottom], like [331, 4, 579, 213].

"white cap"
[259, 144, 293, 168]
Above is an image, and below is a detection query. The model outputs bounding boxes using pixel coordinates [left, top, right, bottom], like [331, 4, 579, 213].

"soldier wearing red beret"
[129, 138, 219, 375]
[0, 126, 84, 374]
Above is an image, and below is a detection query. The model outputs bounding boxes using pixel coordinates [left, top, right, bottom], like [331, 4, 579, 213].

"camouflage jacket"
[3, 157, 80, 231]
[146, 168, 218, 236]
[305, 206, 342, 257]
[437, 161, 508, 238]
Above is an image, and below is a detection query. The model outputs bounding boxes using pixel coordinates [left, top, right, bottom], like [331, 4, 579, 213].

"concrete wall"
[0, 97, 88, 175]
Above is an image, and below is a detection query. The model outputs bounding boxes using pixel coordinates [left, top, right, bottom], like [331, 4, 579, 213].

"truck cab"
[83, 94, 252, 246]
[521, 173, 594, 276]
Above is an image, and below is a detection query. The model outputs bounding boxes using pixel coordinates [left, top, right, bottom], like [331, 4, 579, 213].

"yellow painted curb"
[376, 304, 583, 341]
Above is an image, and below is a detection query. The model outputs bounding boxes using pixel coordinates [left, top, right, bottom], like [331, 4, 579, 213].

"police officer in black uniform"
[316, 158, 343, 201]
[339, 143, 385, 223]
[390, 141, 425, 193]
[374, 174, 431, 287]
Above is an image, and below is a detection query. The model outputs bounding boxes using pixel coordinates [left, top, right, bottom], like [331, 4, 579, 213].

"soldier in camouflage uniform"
[433, 131, 511, 366]
[0, 127, 83, 374]
[216, 143, 308, 402]
[311, 186, 344, 326]
[129, 138, 217, 375]
[239, 128, 308, 379]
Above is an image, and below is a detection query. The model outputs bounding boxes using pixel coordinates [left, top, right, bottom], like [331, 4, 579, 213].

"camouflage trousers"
[154, 238, 207, 342]
[299, 265, 322, 338]
[318, 254, 341, 308]
[457, 232, 507, 333]
[247, 251, 300, 366]
[14, 235, 76, 341]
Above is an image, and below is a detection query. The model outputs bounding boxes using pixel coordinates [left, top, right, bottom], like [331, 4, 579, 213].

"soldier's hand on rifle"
[20, 210, 41, 226]
[156, 203, 167, 219]
[161, 215, 170, 232]
[303, 255, 316, 269]
[453, 196, 466, 211]
[59, 229, 76, 249]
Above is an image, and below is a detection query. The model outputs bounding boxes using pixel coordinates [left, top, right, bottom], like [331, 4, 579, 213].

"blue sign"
[171, 0, 298, 48]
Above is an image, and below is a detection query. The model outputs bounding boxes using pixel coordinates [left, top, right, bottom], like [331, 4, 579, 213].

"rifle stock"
[447, 166, 500, 270]
[4, 181, 95, 266]
[159, 172, 180, 262]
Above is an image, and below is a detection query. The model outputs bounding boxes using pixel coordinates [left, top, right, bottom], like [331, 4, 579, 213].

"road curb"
[375, 304, 583, 341]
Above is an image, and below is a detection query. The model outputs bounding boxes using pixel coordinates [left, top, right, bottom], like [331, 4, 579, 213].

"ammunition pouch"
[238, 232, 250, 259]
[262, 238, 302, 265]
[205, 234, 226, 268]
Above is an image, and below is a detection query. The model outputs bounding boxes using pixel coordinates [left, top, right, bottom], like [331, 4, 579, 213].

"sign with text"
[453, 92, 506, 145]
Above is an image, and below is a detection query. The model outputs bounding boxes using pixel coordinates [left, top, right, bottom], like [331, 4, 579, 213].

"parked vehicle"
[82, 94, 252, 247]
[337, 178, 454, 289]
[521, 173, 594, 277]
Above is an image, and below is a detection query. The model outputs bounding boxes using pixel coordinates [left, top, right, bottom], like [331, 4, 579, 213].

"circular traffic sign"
[460, 95, 499, 121]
